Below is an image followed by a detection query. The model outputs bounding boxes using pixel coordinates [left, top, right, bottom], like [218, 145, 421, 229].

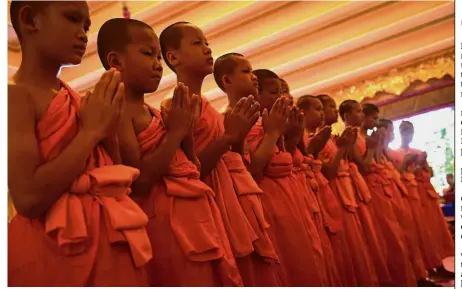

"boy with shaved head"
[8, 2, 150, 286]
[160, 23, 280, 286]
[97, 18, 241, 286]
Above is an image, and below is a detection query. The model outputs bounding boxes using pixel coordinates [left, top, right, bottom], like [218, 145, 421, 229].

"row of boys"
[8, 2, 453, 286]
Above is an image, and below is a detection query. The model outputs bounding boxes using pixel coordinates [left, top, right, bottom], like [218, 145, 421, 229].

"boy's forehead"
[56, 1, 89, 14]
[179, 24, 206, 39]
[129, 26, 158, 45]
[262, 77, 280, 88]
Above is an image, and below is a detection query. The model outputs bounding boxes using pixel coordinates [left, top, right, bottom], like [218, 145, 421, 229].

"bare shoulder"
[8, 84, 35, 116]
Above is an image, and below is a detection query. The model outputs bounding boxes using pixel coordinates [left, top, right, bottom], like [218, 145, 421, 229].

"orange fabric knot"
[45, 165, 152, 268]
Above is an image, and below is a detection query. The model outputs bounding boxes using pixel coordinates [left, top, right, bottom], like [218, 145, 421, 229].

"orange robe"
[8, 84, 150, 286]
[193, 98, 280, 286]
[383, 159, 427, 280]
[303, 146, 357, 287]
[318, 137, 379, 286]
[245, 121, 327, 286]
[133, 106, 242, 286]
[293, 149, 340, 286]
[356, 135, 417, 285]
[400, 169, 443, 270]
[396, 148, 454, 260]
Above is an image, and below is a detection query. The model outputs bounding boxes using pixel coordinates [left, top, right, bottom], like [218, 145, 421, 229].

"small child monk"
[159, 22, 281, 286]
[340, 100, 416, 286]
[315, 95, 380, 286]
[96, 18, 242, 286]
[245, 69, 329, 286]
[8, 2, 150, 286]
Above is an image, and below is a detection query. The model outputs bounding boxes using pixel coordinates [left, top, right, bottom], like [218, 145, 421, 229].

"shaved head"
[98, 18, 153, 70]
[10, 1, 49, 42]
[159, 21, 190, 71]
[213, 53, 244, 90]
[338, 99, 359, 121]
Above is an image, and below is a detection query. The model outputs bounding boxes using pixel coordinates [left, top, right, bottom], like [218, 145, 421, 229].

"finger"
[190, 93, 199, 113]
[105, 70, 120, 102]
[111, 82, 124, 111]
[262, 108, 269, 123]
[172, 83, 182, 108]
[250, 111, 260, 126]
[94, 69, 115, 100]
[298, 110, 304, 125]
[271, 98, 281, 115]
[182, 85, 190, 111]
[247, 101, 260, 118]
[241, 96, 253, 115]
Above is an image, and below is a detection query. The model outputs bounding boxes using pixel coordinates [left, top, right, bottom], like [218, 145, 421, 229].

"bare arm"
[8, 85, 100, 219]
[101, 135, 122, 164]
[247, 133, 279, 175]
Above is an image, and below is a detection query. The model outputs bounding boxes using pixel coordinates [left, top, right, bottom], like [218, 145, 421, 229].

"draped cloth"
[8, 83, 150, 286]
[134, 106, 242, 286]
[192, 97, 280, 286]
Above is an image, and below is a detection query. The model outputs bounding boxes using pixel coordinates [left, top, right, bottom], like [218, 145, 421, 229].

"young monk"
[340, 100, 417, 286]
[8, 2, 150, 286]
[398, 121, 455, 277]
[159, 23, 281, 286]
[377, 119, 442, 286]
[96, 19, 243, 286]
[315, 95, 380, 286]
[243, 69, 329, 286]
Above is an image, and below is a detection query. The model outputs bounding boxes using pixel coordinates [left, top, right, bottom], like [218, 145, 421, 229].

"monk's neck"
[401, 142, 410, 149]
[176, 72, 206, 97]
[14, 48, 62, 90]
[359, 126, 368, 137]
[124, 87, 145, 106]
[226, 91, 245, 109]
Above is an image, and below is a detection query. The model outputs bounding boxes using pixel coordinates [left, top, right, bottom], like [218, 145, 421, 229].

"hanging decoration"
[324, 48, 455, 105]
[122, 1, 131, 19]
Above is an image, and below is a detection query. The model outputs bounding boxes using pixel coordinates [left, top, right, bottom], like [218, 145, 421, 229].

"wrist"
[264, 131, 280, 141]
[165, 130, 185, 144]
[221, 133, 236, 146]
[79, 129, 102, 146]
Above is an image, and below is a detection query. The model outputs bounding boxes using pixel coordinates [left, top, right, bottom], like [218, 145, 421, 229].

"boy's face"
[302, 98, 325, 129]
[225, 56, 258, 98]
[258, 77, 281, 111]
[174, 24, 213, 76]
[385, 123, 394, 144]
[363, 111, 379, 130]
[33, 2, 90, 66]
[345, 102, 364, 127]
[400, 123, 414, 144]
[119, 26, 163, 93]
[323, 97, 338, 126]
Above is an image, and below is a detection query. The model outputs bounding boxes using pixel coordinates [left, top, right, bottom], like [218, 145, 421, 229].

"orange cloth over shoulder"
[8, 83, 150, 286]
[193, 97, 280, 286]
[133, 105, 242, 286]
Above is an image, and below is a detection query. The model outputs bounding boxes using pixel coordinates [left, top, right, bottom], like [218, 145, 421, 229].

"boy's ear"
[107, 52, 123, 71]
[19, 5, 40, 35]
[222, 75, 231, 87]
[166, 50, 179, 68]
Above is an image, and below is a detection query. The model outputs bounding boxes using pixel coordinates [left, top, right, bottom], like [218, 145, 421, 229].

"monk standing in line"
[96, 18, 242, 286]
[8, 2, 150, 286]
[159, 23, 280, 286]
